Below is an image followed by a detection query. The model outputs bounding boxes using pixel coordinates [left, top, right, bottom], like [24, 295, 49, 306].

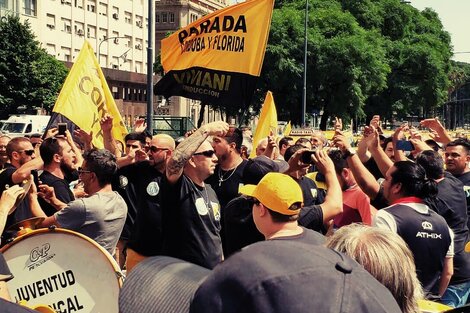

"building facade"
[0, 0, 154, 128]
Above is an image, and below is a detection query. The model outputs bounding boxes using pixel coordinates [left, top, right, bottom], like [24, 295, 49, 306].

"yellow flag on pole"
[283, 121, 292, 137]
[250, 91, 278, 158]
[51, 41, 127, 148]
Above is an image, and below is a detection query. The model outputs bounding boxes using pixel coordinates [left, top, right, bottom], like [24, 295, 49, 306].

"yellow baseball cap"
[239, 172, 303, 216]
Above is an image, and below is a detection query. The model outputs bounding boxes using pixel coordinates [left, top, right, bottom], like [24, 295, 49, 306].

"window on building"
[87, 0, 96, 12]
[87, 25, 96, 38]
[74, 22, 84, 35]
[135, 61, 142, 73]
[0, 0, 8, 9]
[46, 43, 56, 56]
[74, 0, 83, 9]
[99, 27, 107, 40]
[62, 18, 72, 33]
[162, 12, 167, 23]
[125, 35, 132, 48]
[112, 6, 119, 19]
[190, 13, 198, 23]
[135, 15, 143, 28]
[46, 14, 55, 29]
[124, 11, 132, 24]
[23, 0, 37, 16]
[98, 2, 107, 16]
[169, 12, 175, 23]
[155, 13, 160, 23]
[62, 0, 71, 6]
[62, 47, 71, 62]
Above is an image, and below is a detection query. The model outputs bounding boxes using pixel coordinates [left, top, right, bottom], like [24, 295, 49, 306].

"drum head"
[1, 229, 121, 313]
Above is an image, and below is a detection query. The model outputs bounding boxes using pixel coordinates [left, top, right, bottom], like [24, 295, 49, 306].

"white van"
[0, 115, 51, 137]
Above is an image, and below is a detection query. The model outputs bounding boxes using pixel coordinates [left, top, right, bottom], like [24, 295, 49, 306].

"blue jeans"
[441, 281, 470, 308]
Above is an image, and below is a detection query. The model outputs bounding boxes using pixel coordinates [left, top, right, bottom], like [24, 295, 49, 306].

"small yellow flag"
[52, 41, 127, 148]
[250, 91, 278, 158]
[283, 121, 292, 137]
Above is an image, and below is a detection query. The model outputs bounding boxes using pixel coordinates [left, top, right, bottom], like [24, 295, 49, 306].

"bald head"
[152, 134, 175, 151]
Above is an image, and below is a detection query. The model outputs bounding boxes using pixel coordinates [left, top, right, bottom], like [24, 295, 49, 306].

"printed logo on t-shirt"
[146, 181, 160, 196]
[212, 202, 220, 221]
[422, 221, 433, 230]
[310, 188, 317, 199]
[195, 198, 208, 215]
[119, 175, 128, 188]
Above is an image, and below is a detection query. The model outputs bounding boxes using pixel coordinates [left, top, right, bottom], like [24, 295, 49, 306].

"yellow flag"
[283, 121, 292, 137]
[250, 91, 278, 158]
[155, 0, 274, 107]
[52, 41, 127, 148]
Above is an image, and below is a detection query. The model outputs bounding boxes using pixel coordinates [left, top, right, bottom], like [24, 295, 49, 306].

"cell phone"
[396, 140, 414, 151]
[58, 123, 67, 136]
[300, 150, 316, 164]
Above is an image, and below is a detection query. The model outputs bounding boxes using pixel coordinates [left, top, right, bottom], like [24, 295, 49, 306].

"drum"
[0, 227, 123, 313]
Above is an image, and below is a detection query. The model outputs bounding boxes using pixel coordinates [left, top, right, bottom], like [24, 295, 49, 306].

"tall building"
[154, 0, 229, 124]
[0, 0, 155, 128]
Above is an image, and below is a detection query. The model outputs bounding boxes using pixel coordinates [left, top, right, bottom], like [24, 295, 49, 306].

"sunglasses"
[19, 149, 35, 156]
[78, 167, 92, 175]
[246, 197, 261, 207]
[149, 146, 169, 153]
[126, 144, 140, 149]
[193, 150, 215, 158]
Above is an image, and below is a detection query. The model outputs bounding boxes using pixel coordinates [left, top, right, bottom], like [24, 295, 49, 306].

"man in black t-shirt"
[119, 134, 175, 272]
[206, 127, 247, 254]
[0, 137, 43, 236]
[417, 150, 470, 307]
[374, 161, 453, 298]
[163, 121, 229, 269]
[239, 169, 325, 245]
[38, 137, 78, 216]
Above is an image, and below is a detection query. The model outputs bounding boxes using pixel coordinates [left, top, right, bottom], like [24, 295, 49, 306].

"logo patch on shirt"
[195, 198, 208, 216]
[146, 181, 160, 196]
[212, 202, 220, 221]
[422, 221, 433, 230]
[119, 175, 128, 188]
[310, 188, 317, 199]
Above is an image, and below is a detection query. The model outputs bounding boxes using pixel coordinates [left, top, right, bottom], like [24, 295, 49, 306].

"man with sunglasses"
[33, 149, 127, 255]
[0, 137, 43, 231]
[113, 134, 176, 271]
[0, 135, 10, 170]
[162, 121, 229, 269]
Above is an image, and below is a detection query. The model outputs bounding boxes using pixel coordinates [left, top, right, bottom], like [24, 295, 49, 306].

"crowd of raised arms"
[1, 113, 470, 313]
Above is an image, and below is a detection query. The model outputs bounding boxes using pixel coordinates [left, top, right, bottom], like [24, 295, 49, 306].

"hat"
[239, 172, 302, 216]
[242, 156, 289, 185]
[119, 256, 210, 313]
[190, 240, 402, 313]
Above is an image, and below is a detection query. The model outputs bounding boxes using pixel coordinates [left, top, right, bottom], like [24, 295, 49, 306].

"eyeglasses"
[193, 150, 216, 158]
[126, 144, 140, 149]
[78, 167, 92, 175]
[19, 150, 35, 156]
[149, 146, 169, 153]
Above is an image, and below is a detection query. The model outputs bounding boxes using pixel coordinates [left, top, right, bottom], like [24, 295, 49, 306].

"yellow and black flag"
[154, 0, 274, 106]
[46, 41, 127, 148]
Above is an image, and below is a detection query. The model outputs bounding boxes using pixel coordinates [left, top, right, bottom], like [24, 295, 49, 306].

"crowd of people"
[1, 114, 470, 312]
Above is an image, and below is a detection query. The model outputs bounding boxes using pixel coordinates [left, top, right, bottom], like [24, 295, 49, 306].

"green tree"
[255, 0, 452, 129]
[0, 15, 68, 118]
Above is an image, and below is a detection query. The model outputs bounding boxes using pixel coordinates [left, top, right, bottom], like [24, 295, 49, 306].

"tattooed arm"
[166, 121, 229, 184]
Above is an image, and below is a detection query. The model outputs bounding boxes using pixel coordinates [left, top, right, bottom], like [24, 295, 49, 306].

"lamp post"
[301, 0, 308, 127]
[97, 36, 128, 66]
[146, 0, 154, 134]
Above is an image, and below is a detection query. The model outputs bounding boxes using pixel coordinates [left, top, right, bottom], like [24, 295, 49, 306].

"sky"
[408, 0, 470, 64]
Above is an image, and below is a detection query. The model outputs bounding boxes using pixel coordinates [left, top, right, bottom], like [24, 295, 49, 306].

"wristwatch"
[342, 148, 357, 159]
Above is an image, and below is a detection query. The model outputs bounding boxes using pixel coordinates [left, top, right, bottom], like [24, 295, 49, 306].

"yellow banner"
[250, 91, 278, 158]
[161, 0, 274, 76]
[283, 121, 292, 137]
[52, 41, 127, 148]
